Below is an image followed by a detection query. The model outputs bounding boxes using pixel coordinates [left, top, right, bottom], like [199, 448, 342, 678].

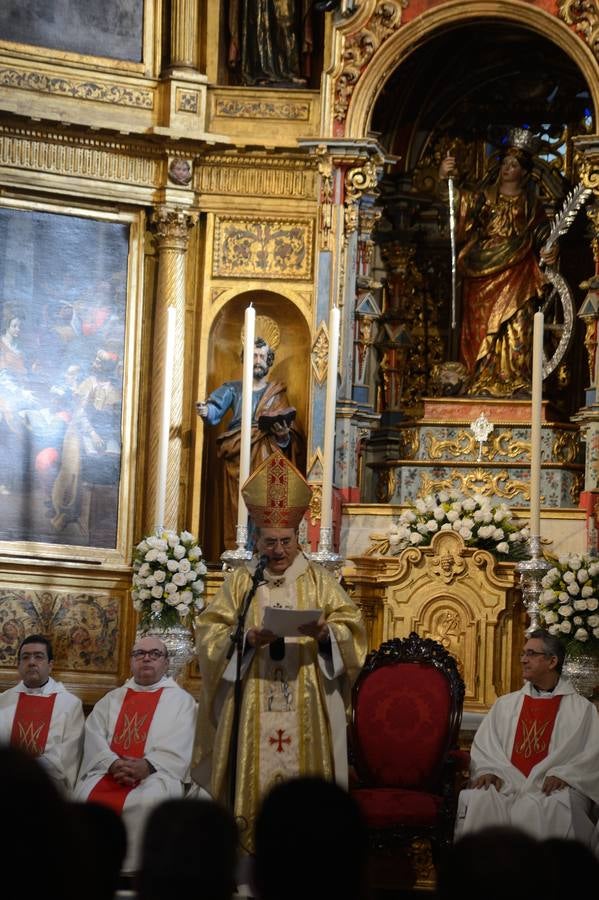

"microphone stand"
[226, 556, 267, 814]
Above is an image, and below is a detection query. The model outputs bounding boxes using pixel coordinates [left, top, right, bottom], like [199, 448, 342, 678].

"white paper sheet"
[262, 607, 321, 637]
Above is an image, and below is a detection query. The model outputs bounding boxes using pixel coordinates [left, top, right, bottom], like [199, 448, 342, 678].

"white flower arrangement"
[539, 553, 599, 655]
[131, 530, 207, 630]
[388, 491, 530, 561]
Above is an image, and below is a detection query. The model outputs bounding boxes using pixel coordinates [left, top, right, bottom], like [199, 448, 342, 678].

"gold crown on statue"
[507, 127, 541, 156]
[240, 314, 280, 351]
[241, 451, 312, 529]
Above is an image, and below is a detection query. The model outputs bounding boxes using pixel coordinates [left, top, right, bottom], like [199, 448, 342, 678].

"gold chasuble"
[10, 692, 57, 756]
[510, 694, 562, 777]
[88, 687, 163, 812]
[194, 557, 366, 851]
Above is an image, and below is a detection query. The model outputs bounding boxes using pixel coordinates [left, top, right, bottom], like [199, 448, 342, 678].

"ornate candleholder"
[309, 525, 343, 573]
[515, 535, 550, 633]
[221, 524, 253, 571]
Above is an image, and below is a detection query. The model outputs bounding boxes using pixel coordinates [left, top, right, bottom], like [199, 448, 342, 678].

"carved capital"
[151, 206, 197, 250]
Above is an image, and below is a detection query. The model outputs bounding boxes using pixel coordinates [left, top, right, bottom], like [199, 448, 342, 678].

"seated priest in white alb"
[74, 635, 198, 874]
[0, 633, 85, 794]
[455, 628, 599, 854]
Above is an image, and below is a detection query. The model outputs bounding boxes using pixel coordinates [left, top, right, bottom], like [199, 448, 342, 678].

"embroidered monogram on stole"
[510, 694, 562, 777]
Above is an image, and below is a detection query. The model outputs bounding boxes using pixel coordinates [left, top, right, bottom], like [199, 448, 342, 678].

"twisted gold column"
[148, 206, 197, 532]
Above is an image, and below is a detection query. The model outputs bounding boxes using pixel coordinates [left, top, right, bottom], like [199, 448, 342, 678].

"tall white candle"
[237, 304, 256, 528]
[155, 305, 176, 530]
[321, 304, 340, 532]
[530, 310, 544, 538]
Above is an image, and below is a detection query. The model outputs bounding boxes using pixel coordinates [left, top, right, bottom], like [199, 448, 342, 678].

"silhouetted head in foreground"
[253, 777, 369, 900]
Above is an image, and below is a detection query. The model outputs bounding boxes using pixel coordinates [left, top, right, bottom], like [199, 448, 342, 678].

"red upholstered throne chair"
[349, 632, 468, 889]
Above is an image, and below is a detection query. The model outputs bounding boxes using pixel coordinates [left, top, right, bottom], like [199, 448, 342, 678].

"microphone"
[252, 554, 269, 586]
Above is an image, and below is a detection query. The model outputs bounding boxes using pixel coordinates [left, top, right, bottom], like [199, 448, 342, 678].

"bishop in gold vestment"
[192, 452, 366, 851]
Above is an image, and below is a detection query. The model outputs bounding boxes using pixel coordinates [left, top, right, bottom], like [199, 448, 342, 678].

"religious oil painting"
[0, 0, 144, 62]
[0, 204, 131, 551]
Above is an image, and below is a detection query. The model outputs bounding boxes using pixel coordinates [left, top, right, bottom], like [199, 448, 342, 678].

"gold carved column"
[148, 206, 197, 533]
[170, 0, 199, 70]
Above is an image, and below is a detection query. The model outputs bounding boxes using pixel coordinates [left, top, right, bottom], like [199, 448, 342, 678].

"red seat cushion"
[351, 786, 443, 828]
[353, 661, 451, 789]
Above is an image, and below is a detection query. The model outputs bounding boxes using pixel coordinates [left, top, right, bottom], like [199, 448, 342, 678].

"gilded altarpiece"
[344, 530, 526, 713]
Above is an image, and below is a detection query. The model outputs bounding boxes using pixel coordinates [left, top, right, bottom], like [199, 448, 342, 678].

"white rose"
[588, 614, 599, 627]
[548, 624, 560, 636]
[447, 510, 459, 522]
[138, 589, 151, 600]
[136, 540, 150, 554]
[496, 542, 509, 554]
[403, 510, 417, 524]
[440, 523, 453, 531]
[573, 616, 583, 625]
[167, 533, 181, 548]
[180, 530, 194, 543]
[541, 589, 556, 603]
[415, 499, 427, 513]
[173, 572, 187, 586]
[192, 579, 204, 593]
[570, 557, 582, 571]
[461, 517, 474, 530]
[194, 598, 205, 611]
[150, 585, 164, 599]
[588, 563, 599, 577]
[138, 563, 150, 577]
[145, 576, 156, 588]
[459, 527, 473, 540]
[164, 582, 178, 594]
[492, 528, 505, 541]
[417, 523, 430, 535]
[179, 590, 193, 604]
[567, 583, 580, 596]
[473, 510, 485, 523]
[156, 551, 168, 565]
[573, 599, 588, 611]
[188, 546, 202, 561]
[145, 549, 159, 562]
[146, 536, 161, 548]
[493, 509, 507, 522]
[174, 545, 186, 559]
[433, 507, 446, 521]
[574, 627, 589, 641]
[167, 559, 179, 572]
[560, 620, 572, 633]
[426, 520, 439, 532]
[186, 571, 197, 583]
[478, 525, 494, 539]
[154, 570, 166, 583]
[165, 593, 180, 606]
[542, 611, 558, 624]
[132, 599, 143, 611]
[594, 627, 599, 639]
[577, 568, 590, 583]
[558, 592, 569, 602]
[482, 512, 493, 524]
[178, 558, 192, 573]
[587, 598, 599, 611]
[151, 600, 164, 614]
[409, 532, 423, 545]
[582, 585, 594, 598]
[463, 498, 476, 512]
[559, 605, 573, 617]
[176, 603, 189, 613]
[563, 571, 575, 583]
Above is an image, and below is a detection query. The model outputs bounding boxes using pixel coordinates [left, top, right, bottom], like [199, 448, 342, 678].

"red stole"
[10, 692, 57, 756]
[510, 694, 562, 777]
[88, 687, 163, 813]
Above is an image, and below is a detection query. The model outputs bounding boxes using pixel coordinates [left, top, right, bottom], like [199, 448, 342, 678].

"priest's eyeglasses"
[131, 649, 166, 660]
[521, 649, 549, 658]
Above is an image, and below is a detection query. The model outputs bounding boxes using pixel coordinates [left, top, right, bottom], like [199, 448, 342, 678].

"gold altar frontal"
[343, 529, 525, 715]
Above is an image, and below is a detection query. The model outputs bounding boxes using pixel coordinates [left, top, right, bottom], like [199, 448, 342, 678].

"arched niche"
[197, 290, 311, 562]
